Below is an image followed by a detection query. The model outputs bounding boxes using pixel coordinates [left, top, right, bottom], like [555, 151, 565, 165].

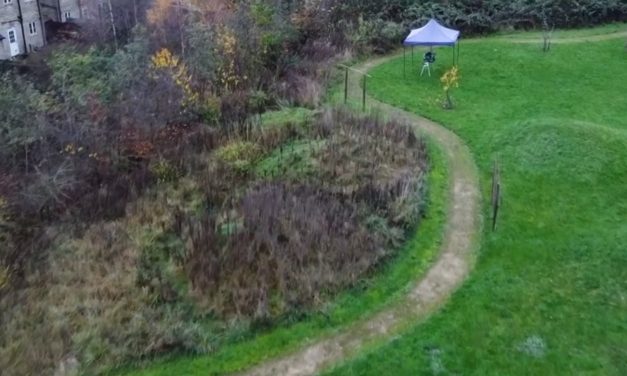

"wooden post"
[457, 41, 460, 67]
[337, 64, 371, 109]
[493, 183, 500, 231]
[491, 159, 501, 231]
[362, 75, 367, 112]
[344, 67, 349, 104]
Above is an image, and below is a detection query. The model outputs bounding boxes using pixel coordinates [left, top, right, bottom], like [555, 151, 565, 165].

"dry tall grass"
[0, 109, 428, 375]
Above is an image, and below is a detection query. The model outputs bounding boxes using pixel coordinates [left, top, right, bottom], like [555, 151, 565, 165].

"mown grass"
[115, 123, 449, 376]
[324, 29, 627, 375]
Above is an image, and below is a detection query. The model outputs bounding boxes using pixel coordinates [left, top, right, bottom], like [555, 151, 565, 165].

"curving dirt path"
[237, 55, 483, 376]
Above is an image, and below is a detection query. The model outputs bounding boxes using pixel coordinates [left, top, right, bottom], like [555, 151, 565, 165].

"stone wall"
[0, 0, 82, 60]
[0, 1, 45, 59]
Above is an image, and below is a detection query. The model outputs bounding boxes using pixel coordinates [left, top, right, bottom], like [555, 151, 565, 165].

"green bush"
[352, 18, 407, 54]
[339, 0, 627, 38]
[199, 95, 222, 126]
[137, 231, 187, 304]
[150, 159, 181, 184]
[215, 141, 264, 172]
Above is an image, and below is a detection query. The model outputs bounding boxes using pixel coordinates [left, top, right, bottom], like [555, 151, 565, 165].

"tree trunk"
[445, 89, 453, 109]
[133, 0, 138, 26]
[107, 0, 118, 51]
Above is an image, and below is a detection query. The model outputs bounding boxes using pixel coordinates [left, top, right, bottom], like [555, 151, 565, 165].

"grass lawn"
[324, 31, 627, 375]
[113, 119, 449, 375]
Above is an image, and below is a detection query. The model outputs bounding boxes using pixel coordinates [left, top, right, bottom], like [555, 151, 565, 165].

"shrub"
[200, 95, 222, 126]
[19, 159, 79, 215]
[150, 158, 181, 184]
[215, 141, 264, 172]
[352, 18, 406, 54]
[136, 231, 187, 304]
[0, 73, 49, 171]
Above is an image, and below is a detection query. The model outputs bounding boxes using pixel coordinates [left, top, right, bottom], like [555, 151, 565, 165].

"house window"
[64, 11, 71, 21]
[28, 22, 37, 35]
[8, 30, 16, 43]
[3, 0, 13, 5]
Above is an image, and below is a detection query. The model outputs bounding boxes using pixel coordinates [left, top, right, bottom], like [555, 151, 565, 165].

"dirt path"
[237, 55, 482, 376]
[473, 29, 627, 44]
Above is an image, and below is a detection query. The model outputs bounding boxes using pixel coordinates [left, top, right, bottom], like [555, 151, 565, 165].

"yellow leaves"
[61, 143, 84, 155]
[216, 26, 238, 57]
[215, 26, 245, 92]
[440, 66, 461, 92]
[441, 66, 460, 109]
[151, 48, 199, 107]
[151, 48, 180, 69]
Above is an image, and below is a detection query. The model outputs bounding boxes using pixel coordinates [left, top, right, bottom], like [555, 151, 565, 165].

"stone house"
[0, 0, 83, 59]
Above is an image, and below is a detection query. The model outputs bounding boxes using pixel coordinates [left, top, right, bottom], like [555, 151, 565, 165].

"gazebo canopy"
[404, 19, 460, 46]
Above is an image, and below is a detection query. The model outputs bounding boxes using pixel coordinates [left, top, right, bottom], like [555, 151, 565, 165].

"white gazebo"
[402, 19, 461, 76]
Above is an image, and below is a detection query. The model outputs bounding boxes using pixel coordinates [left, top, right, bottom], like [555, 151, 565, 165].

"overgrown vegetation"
[1, 1, 623, 375]
[0, 104, 428, 374]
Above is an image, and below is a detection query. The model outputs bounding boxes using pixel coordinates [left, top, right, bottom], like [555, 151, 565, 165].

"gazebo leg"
[403, 46, 406, 78]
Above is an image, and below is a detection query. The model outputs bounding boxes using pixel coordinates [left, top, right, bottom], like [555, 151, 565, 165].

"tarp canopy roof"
[404, 19, 460, 46]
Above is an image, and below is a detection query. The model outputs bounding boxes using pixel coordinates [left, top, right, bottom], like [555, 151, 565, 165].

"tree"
[0, 73, 49, 172]
[81, 0, 151, 47]
[440, 66, 460, 110]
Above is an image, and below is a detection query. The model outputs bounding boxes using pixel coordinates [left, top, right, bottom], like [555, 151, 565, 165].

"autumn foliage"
[441, 65, 460, 109]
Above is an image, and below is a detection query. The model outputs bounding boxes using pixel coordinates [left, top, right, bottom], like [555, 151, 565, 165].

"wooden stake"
[344, 67, 349, 104]
[491, 159, 501, 231]
[362, 76, 367, 112]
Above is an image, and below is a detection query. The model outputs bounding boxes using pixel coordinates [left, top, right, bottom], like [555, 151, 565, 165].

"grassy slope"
[115, 117, 449, 375]
[325, 31, 627, 375]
